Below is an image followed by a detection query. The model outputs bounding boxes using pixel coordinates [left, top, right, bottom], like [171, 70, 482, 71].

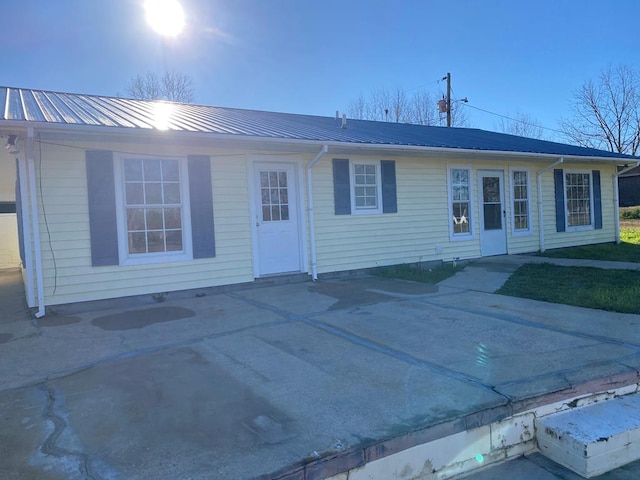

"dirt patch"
[311, 276, 436, 310]
[91, 306, 195, 331]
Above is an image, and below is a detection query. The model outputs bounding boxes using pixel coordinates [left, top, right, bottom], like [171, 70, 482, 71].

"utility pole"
[438, 72, 467, 127]
[445, 72, 451, 127]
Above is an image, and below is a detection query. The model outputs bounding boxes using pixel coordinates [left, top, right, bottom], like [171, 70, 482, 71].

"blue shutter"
[592, 170, 602, 229]
[381, 160, 397, 213]
[333, 158, 351, 215]
[86, 150, 119, 266]
[188, 155, 216, 258]
[554, 169, 566, 233]
[15, 159, 25, 266]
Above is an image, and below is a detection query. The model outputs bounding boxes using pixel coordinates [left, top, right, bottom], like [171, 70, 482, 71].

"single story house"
[1, 86, 637, 316]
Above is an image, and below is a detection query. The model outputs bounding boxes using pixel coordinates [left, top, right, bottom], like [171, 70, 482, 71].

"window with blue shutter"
[86, 150, 215, 266]
[332, 158, 396, 215]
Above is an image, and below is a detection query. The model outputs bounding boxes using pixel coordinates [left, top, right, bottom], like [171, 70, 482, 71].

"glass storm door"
[254, 163, 301, 275]
[478, 170, 507, 256]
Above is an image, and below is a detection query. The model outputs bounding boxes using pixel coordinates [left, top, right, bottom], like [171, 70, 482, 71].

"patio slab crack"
[38, 382, 103, 480]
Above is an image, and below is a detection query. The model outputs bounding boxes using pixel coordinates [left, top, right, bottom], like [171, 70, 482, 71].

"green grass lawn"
[497, 263, 640, 313]
[503, 222, 640, 312]
[540, 225, 640, 262]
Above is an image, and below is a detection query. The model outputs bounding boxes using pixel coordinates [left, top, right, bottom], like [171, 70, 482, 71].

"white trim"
[113, 154, 193, 266]
[447, 164, 475, 241]
[349, 160, 384, 215]
[509, 167, 533, 236]
[563, 169, 595, 232]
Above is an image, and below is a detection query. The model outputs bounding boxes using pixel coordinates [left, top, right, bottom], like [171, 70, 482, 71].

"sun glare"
[144, 0, 185, 37]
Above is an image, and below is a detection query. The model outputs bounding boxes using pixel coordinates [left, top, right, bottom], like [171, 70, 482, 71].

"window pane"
[279, 188, 288, 204]
[147, 231, 164, 252]
[271, 205, 280, 221]
[143, 160, 162, 181]
[125, 183, 144, 205]
[269, 172, 278, 186]
[280, 205, 289, 221]
[127, 208, 145, 231]
[484, 204, 502, 230]
[163, 183, 181, 204]
[124, 159, 143, 181]
[145, 183, 162, 204]
[146, 208, 163, 230]
[164, 208, 182, 229]
[162, 160, 179, 181]
[279, 172, 287, 187]
[355, 164, 365, 174]
[262, 206, 271, 221]
[482, 177, 500, 202]
[128, 232, 146, 253]
[165, 230, 183, 251]
[260, 172, 269, 188]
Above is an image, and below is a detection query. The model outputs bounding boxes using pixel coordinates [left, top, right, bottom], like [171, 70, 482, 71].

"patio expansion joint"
[38, 382, 103, 480]
[413, 295, 640, 353]
[226, 292, 509, 401]
[4, 316, 294, 393]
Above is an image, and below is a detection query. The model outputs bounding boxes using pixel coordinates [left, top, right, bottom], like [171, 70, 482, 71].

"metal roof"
[1, 86, 636, 161]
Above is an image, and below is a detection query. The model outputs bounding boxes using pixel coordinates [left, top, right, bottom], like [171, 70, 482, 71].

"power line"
[460, 102, 565, 136]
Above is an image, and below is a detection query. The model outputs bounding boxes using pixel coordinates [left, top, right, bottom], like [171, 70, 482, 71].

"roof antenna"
[341, 114, 347, 129]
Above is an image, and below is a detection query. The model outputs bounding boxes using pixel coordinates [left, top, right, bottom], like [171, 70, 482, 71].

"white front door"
[478, 170, 507, 256]
[253, 163, 301, 275]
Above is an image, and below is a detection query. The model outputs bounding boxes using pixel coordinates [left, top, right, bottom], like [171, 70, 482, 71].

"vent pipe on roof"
[341, 114, 347, 129]
[335, 110, 339, 120]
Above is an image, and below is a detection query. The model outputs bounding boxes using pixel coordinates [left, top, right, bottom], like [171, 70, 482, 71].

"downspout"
[26, 128, 46, 318]
[536, 158, 564, 253]
[306, 145, 329, 280]
[614, 161, 640, 243]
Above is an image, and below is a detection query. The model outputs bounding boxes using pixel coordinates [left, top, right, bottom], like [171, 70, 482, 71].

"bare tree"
[496, 111, 545, 139]
[125, 71, 195, 103]
[560, 65, 640, 155]
[347, 87, 470, 126]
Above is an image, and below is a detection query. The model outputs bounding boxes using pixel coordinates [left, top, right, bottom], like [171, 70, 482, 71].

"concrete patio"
[2, 255, 640, 479]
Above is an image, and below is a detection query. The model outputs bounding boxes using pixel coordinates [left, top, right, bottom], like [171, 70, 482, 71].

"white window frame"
[563, 169, 594, 232]
[114, 154, 193, 266]
[350, 160, 383, 215]
[510, 168, 532, 236]
[447, 165, 475, 240]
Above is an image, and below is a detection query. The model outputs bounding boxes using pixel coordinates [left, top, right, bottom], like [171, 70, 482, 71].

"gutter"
[26, 128, 46, 317]
[614, 162, 640, 243]
[536, 158, 564, 253]
[306, 145, 329, 280]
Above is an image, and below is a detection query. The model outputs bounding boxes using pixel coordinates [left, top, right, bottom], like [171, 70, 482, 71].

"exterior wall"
[29, 135, 621, 305]
[35, 140, 255, 306]
[0, 150, 20, 269]
[312, 155, 617, 275]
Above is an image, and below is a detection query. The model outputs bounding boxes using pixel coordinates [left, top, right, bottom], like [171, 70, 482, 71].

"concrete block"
[537, 393, 640, 478]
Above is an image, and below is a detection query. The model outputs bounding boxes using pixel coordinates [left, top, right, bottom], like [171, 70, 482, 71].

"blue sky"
[2, 0, 639, 138]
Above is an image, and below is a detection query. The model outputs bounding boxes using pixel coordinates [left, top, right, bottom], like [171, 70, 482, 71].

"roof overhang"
[1, 120, 635, 166]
